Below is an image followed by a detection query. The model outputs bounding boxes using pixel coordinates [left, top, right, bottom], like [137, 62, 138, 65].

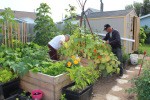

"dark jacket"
[103, 29, 121, 49]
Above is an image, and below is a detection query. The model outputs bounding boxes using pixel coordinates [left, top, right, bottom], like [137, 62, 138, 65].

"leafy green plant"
[31, 61, 67, 76]
[0, 68, 18, 83]
[139, 27, 147, 45]
[34, 3, 57, 46]
[127, 61, 150, 100]
[66, 66, 99, 91]
[59, 29, 120, 75]
[60, 94, 67, 100]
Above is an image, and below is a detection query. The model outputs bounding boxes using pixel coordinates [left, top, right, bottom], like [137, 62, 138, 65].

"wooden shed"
[86, 9, 140, 53]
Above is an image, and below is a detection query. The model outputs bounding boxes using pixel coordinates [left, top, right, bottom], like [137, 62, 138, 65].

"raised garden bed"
[20, 71, 71, 100]
[0, 78, 20, 100]
[5, 94, 32, 100]
[63, 83, 93, 100]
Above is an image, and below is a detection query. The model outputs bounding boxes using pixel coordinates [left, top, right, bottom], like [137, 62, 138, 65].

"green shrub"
[143, 25, 150, 44]
[0, 68, 18, 83]
[127, 61, 150, 100]
[139, 28, 147, 45]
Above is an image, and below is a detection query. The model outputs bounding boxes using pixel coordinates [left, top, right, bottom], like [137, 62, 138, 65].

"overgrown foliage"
[142, 25, 150, 44]
[59, 29, 120, 76]
[0, 42, 49, 76]
[139, 27, 147, 45]
[127, 61, 150, 100]
[34, 3, 57, 46]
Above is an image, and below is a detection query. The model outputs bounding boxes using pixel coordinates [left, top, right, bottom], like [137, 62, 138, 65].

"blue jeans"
[112, 48, 123, 75]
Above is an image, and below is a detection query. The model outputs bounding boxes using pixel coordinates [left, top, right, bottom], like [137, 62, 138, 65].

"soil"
[91, 55, 150, 100]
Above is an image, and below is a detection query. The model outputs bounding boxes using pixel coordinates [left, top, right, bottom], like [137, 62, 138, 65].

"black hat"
[104, 24, 111, 30]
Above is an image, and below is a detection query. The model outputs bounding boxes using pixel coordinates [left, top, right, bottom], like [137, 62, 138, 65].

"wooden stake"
[10, 22, 13, 48]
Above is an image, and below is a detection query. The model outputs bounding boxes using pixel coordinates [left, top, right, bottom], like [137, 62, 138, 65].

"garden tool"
[138, 51, 146, 76]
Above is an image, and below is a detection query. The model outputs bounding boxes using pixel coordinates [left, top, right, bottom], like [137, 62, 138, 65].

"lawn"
[139, 44, 150, 56]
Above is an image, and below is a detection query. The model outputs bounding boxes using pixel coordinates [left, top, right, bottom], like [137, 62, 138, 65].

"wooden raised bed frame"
[21, 71, 71, 100]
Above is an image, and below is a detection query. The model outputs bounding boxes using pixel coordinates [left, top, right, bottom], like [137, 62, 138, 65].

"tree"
[125, 4, 133, 10]
[34, 3, 57, 46]
[63, 4, 79, 35]
[143, 0, 150, 15]
[133, 2, 143, 16]
[125, 0, 150, 16]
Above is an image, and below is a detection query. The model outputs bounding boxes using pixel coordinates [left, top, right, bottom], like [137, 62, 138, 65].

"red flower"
[98, 56, 102, 59]
[94, 49, 97, 53]
[144, 51, 147, 55]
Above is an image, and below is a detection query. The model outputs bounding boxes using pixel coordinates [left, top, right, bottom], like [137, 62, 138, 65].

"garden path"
[92, 55, 150, 100]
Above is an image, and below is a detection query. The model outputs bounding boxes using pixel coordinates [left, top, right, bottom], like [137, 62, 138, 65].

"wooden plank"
[54, 79, 72, 92]
[21, 75, 54, 91]
[25, 71, 70, 84]
[25, 71, 54, 84]
[133, 17, 140, 51]
[21, 81, 54, 100]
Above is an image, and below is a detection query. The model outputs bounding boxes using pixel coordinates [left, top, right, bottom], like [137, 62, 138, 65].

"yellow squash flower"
[67, 62, 72, 67]
[74, 60, 79, 65]
[71, 56, 75, 59]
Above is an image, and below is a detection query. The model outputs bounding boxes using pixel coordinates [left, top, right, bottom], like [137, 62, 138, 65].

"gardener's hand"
[106, 40, 109, 44]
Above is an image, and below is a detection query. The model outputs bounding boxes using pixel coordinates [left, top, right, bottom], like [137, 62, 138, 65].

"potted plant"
[5, 90, 32, 100]
[0, 68, 19, 99]
[122, 53, 130, 68]
[62, 56, 99, 100]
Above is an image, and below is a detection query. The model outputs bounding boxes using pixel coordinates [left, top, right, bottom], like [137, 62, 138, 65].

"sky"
[0, 0, 143, 22]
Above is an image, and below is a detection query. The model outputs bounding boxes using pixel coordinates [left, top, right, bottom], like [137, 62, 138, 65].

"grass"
[138, 44, 150, 56]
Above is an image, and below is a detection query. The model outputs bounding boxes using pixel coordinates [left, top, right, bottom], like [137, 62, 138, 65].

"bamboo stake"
[22, 22, 24, 43]
[4, 22, 7, 47]
[25, 23, 27, 43]
[18, 23, 20, 47]
[8, 22, 11, 48]
[10, 22, 13, 48]
[2, 23, 5, 44]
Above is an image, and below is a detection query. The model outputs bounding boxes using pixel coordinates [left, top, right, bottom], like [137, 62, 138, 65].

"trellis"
[1, 21, 28, 48]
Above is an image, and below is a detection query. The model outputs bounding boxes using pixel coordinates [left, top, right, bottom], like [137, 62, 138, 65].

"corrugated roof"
[0, 9, 36, 20]
[87, 9, 133, 18]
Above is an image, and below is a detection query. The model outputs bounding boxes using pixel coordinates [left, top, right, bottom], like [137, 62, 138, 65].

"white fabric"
[48, 35, 65, 50]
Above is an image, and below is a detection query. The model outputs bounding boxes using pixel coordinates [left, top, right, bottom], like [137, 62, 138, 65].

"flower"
[67, 62, 72, 67]
[71, 56, 75, 59]
[74, 60, 79, 65]
[98, 56, 102, 59]
[76, 57, 81, 62]
[94, 49, 97, 53]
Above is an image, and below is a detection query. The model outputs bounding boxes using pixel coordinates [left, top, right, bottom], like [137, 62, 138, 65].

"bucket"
[130, 54, 138, 65]
[31, 90, 43, 100]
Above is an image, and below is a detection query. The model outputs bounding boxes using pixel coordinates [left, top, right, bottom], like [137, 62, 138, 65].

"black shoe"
[119, 73, 123, 77]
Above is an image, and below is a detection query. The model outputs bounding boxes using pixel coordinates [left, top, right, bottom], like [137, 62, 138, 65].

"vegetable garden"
[0, 2, 149, 100]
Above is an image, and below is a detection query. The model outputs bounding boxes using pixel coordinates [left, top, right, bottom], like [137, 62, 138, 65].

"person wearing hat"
[103, 24, 123, 76]
[48, 34, 70, 60]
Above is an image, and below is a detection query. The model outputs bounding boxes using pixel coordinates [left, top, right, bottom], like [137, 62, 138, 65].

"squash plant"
[31, 61, 67, 76]
[0, 68, 18, 83]
[66, 65, 99, 91]
[59, 29, 120, 75]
